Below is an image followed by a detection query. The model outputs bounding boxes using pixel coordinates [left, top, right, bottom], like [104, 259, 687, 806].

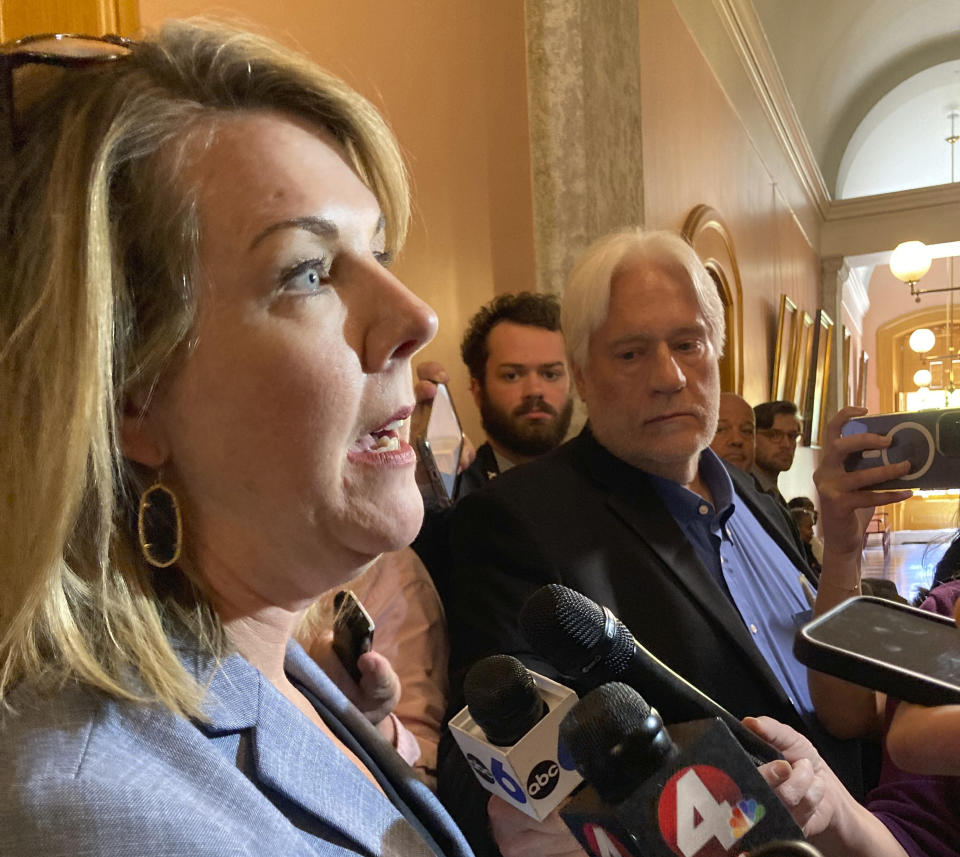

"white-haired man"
[438, 228, 866, 857]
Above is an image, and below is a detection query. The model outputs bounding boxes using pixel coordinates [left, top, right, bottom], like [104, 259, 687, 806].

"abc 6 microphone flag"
[448, 670, 582, 821]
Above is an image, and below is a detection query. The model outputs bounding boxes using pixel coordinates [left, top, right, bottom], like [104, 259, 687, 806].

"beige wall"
[638, 0, 820, 500]
[138, 0, 536, 443]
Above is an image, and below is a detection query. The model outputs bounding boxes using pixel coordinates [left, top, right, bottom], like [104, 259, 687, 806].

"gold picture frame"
[771, 295, 798, 400]
[682, 205, 745, 394]
[843, 326, 852, 406]
[790, 311, 814, 416]
[856, 351, 869, 407]
[803, 309, 835, 448]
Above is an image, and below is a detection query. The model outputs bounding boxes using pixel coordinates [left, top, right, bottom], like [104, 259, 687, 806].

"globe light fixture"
[908, 327, 936, 354]
[913, 368, 932, 388]
[890, 241, 933, 301]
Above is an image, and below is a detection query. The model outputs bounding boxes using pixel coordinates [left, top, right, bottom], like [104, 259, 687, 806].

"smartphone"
[841, 408, 960, 490]
[794, 596, 960, 706]
[332, 589, 375, 683]
[409, 382, 464, 510]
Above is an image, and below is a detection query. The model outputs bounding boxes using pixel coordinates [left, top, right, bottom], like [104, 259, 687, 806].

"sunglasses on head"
[1, 33, 135, 154]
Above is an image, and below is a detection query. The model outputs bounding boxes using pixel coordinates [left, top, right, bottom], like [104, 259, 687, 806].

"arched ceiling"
[752, 0, 960, 198]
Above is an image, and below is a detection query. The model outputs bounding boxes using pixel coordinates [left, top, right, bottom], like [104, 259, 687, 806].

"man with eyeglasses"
[753, 400, 803, 507]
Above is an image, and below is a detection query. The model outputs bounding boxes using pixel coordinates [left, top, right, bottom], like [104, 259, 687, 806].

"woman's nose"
[359, 263, 437, 373]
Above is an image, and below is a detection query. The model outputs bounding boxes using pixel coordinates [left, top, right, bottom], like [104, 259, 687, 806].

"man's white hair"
[561, 228, 726, 371]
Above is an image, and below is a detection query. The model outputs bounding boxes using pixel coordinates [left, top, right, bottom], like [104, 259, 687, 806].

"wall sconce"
[913, 368, 932, 387]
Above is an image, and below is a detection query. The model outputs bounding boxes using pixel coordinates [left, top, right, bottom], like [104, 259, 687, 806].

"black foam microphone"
[559, 682, 805, 857]
[463, 654, 547, 745]
[519, 583, 782, 764]
[448, 654, 583, 821]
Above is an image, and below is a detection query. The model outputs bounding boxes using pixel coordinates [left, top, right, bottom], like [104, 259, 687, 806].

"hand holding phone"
[409, 382, 464, 509]
[794, 596, 960, 706]
[332, 589, 375, 683]
[841, 408, 960, 490]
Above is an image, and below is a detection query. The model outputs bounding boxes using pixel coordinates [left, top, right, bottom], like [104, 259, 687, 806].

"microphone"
[448, 654, 582, 821]
[519, 584, 782, 764]
[558, 682, 805, 857]
[463, 654, 546, 746]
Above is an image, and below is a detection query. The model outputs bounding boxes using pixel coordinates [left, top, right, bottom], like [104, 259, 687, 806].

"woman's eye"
[278, 259, 329, 293]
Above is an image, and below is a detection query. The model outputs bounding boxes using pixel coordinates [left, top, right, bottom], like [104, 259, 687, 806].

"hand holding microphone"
[449, 654, 583, 821]
[558, 682, 805, 857]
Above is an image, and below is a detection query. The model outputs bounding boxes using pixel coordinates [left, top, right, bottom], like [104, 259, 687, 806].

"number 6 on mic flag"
[449, 664, 582, 821]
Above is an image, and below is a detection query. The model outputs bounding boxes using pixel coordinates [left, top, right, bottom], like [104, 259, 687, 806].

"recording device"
[409, 382, 464, 509]
[448, 654, 582, 821]
[794, 596, 960, 706]
[841, 408, 960, 490]
[519, 584, 782, 764]
[331, 589, 375, 683]
[559, 682, 804, 857]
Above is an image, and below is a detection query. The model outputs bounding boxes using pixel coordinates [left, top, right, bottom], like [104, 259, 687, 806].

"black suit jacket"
[446, 425, 812, 725]
[438, 427, 858, 854]
[413, 442, 501, 604]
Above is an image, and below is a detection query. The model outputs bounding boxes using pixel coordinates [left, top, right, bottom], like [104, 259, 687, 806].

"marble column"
[524, 0, 645, 295]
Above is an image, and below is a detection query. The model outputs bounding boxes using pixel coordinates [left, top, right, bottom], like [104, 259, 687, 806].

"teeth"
[381, 418, 406, 432]
[375, 435, 400, 451]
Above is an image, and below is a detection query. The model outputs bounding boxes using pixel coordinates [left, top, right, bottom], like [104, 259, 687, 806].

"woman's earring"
[138, 478, 182, 568]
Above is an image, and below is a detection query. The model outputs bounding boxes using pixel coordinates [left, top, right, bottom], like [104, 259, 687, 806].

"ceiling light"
[890, 241, 933, 300]
[908, 327, 937, 354]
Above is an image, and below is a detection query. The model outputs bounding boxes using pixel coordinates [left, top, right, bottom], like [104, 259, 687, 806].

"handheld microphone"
[463, 654, 546, 745]
[559, 682, 805, 857]
[519, 584, 782, 764]
[448, 654, 582, 821]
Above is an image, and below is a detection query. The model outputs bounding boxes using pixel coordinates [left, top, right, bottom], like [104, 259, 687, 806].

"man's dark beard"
[479, 391, 574, 458]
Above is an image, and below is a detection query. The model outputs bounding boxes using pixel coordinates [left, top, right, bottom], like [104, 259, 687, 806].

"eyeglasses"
[1, 33, 134, 154]
[757, 428, 801, 445]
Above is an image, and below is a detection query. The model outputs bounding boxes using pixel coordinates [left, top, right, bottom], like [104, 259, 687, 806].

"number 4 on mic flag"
[583, 823, 637, 857]
[658, 765, 765, 857]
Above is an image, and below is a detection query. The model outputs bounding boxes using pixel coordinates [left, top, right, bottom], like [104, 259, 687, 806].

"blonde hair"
[561, 228, 726, 371]
[0, 20, 410, 715]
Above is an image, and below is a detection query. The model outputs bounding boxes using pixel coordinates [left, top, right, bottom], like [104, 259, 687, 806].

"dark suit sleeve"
[445, 487, 564, 711]
[437, 486, 563, 857]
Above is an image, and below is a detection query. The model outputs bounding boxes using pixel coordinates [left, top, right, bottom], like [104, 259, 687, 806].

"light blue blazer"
[0, 639, 474, 857]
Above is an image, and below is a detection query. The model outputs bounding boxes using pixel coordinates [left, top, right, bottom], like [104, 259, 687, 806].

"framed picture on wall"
[771, 295, 798, 400]
[843, 326, 852, 406]
[856, 351, 869, 407]
[790, 311, 814, 416]
[803, 309, 834, 448]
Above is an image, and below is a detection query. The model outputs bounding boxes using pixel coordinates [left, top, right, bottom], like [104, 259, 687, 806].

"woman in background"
[0, 21, 472, 857]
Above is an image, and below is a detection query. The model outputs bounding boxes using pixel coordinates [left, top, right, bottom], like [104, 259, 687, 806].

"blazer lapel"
[201, 649, 435, 857]
[573, 429, 791, 695]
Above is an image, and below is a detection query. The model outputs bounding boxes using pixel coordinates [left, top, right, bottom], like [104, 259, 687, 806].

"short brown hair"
[460, 292, 562, 384]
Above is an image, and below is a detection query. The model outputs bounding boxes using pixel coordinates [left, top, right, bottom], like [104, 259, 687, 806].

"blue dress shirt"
[650, 449, 814, 723]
